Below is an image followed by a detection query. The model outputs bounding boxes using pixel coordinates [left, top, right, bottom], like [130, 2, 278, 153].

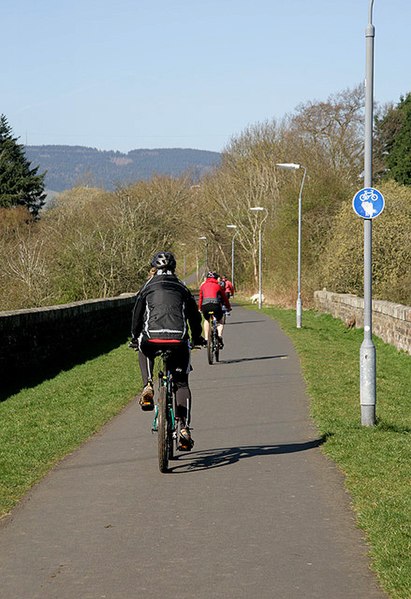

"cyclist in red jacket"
[199, 271, 231, 348]
[221, 275, 234, 298]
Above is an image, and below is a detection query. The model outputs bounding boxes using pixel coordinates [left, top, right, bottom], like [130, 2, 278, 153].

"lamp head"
[276, 162, 301, 170]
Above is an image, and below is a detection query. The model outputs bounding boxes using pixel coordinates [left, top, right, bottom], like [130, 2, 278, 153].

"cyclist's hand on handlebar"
[192, 336, 207, 348]
[128, 338, 140, 351]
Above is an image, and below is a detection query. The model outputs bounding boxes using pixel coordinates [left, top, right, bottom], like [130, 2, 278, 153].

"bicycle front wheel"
[157, 385, 169, 473]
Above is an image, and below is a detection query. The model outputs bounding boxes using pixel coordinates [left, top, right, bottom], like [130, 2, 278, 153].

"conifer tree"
[0, 114, 46, 216]
[386, 93, 411, 186]
[374, 93, 411, 186]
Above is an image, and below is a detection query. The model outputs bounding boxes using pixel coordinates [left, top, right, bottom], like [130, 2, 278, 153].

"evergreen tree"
[374, 93, 411, 186]
[0, 114, 46, 216]
[386, 93, 411, 185]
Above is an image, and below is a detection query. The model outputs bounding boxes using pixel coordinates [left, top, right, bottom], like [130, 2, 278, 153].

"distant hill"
[24, 145, 221, 192]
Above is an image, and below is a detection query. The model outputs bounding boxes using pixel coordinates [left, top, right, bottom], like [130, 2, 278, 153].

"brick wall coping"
[0, 293, 136, 325]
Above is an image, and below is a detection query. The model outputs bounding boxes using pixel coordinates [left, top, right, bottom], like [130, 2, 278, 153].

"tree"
[0, 114, 46, 216]
[385, 94, 411, 185]
[374, 93, 411, 185]
[290, 85, 364, 177]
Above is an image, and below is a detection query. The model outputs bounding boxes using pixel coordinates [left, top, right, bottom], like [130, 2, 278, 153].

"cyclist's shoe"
[139, 382, 154, 411]
[178, 427, 194, 451]
[218, 336, 224, 349]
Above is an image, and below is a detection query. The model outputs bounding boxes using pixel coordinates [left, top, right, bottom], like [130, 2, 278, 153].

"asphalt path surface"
[0, 306, 387, 598]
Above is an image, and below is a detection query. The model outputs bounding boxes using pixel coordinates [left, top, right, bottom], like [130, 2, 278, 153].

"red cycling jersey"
[199, 277, 231, 311]
[223, 279, 234, 296]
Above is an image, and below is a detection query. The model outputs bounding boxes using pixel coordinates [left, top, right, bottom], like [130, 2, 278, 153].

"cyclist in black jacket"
[131, 251, 204, 450]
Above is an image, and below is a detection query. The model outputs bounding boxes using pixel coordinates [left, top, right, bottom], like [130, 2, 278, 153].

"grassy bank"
[0, 343, 140, 518]
[258, 305, 410, 599]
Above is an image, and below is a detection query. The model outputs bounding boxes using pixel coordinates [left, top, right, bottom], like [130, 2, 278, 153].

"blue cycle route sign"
[352, 187, 385, 219]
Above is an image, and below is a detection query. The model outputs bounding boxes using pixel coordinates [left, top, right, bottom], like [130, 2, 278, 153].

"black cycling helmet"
[206, 271, 219, 279]
[151, 251, 176, 271]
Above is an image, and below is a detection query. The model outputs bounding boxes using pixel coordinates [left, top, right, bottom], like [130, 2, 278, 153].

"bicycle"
[151, 348, 179, 473]
[151, 342, 203, 473]
[207, 311, 219, 365]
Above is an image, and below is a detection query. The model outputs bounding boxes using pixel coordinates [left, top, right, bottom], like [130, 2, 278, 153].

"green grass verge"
[0, 343, 140, 518]
[257, 305, 410, 599]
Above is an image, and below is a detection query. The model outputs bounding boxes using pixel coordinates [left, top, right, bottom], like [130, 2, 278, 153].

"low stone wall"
[314, 290, 411, 355]
[0, 294, 136, 392]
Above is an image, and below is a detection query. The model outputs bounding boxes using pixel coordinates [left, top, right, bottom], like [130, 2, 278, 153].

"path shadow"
[219, 355, 288, 364]
[169, 438, 325, 473]
[226, 320, 266, 325]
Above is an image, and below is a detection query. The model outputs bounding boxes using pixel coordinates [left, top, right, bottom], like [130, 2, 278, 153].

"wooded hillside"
[24, 146, 221, 192]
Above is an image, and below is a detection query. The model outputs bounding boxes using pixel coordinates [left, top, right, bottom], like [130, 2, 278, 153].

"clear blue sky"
[3, 0, 410, 153]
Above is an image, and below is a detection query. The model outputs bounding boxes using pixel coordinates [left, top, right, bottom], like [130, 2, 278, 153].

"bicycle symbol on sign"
[352, 187, 385, 220]
[359, 189, 379, 218]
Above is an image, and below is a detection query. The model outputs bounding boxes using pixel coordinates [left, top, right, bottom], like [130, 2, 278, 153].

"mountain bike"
[207, 312, 219, 365]
[151, 349, 180, 473]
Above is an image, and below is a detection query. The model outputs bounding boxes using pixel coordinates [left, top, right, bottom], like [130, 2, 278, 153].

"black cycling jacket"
[131, 273, 202, 343]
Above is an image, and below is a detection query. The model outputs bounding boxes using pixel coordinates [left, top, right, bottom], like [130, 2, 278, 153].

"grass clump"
[0, 343, 140, 517]
[261, 305, 410, 599]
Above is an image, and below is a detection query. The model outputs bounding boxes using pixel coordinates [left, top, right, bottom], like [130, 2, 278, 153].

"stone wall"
[314, 290, 411, 355]
[0, 294, 136, 394]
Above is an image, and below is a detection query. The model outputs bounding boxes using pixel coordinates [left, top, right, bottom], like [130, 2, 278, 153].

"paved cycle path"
[0, 307, 387, 599]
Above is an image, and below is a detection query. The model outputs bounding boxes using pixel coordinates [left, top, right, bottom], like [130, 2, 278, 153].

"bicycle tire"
[158, 385, 169, 473]
[207, 326, 214, 365]
[169, 416, 178, 460]
[215, 330, 220, 362]
[213, 317, 219, 362]
[167, 398, 175, 461]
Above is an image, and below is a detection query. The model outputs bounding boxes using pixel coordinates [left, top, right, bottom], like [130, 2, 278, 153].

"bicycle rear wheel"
[207, 326, 214, 365]
[213, 317, 220, 362]
[214, 329, 220, 362]
[157, 385, 169, 473]
[214, 328, 220, 362]
[168, 403, 175, 461]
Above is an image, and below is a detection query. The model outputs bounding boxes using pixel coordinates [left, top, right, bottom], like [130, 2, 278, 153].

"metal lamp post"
[276, 162, 307, 328]
[249, 207, 268, 309]
[226, 224, 238, 288]
[360, 0, 377, 426]
[180, 242, 187, 283]
[198, 236, 208, 275]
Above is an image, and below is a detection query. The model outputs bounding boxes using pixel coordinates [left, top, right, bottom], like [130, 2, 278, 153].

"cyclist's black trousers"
[138, 340, 192, 426]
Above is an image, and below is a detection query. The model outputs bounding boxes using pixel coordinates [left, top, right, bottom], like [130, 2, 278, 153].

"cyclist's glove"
[193, 336, 207, 347]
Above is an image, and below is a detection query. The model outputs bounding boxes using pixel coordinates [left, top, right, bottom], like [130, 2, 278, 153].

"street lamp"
[360, 0, 376, 426]
[180, 242, 187, 283]
[198, 236, 208, 276]
[226, 224, 238, 288]
[249, 207, 268, 309]
[276, 162, 307, 328]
